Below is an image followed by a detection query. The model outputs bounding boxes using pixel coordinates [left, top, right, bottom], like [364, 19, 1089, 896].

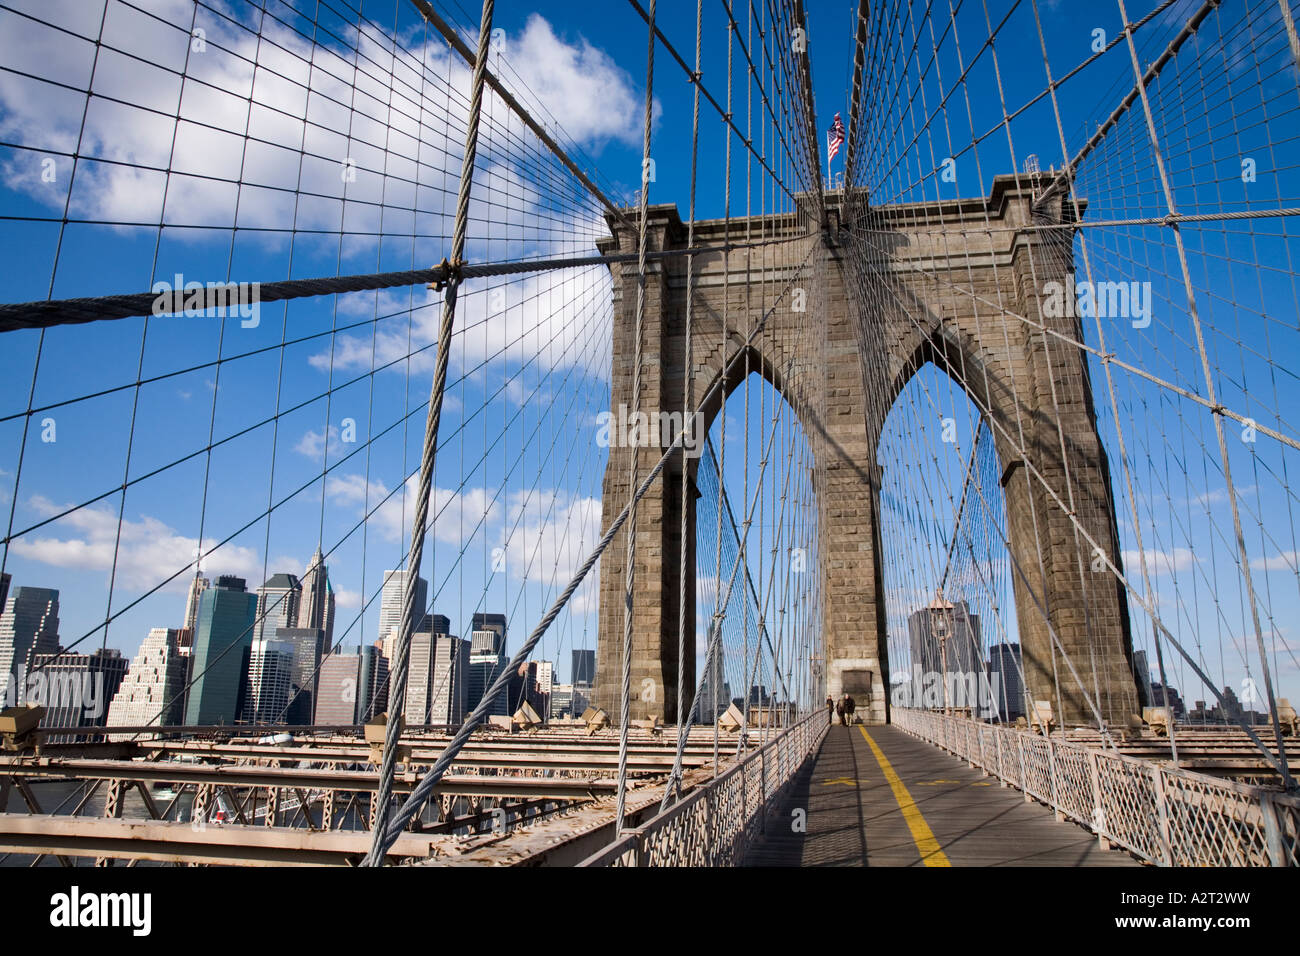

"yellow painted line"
[858, 726, 952, 867]
[820, 777, 862, 787]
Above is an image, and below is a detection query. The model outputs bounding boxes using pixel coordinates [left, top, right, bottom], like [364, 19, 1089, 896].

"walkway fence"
[579, 710, 827, 866]
[893, 708, 1300, 867]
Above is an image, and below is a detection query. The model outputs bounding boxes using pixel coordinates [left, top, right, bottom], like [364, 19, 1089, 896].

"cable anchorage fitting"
[428, 256, 466, 293]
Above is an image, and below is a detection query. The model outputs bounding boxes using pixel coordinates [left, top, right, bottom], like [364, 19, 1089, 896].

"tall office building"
[572, 648, 595, 685]
[106, 627, 187, 738]
[467, 624, 509, 717]
[300, 547, 335, 649]
[906, 594, 984, 709]
[694, 647, 728, 722]
[316, 645, 390, 724]
[254, 573, 300, 643]
[472, 612, 507, 642]
[379, 570, 427, 643]
[183, 574, 210, 632]
[404, 630, 436, 726]
[241, 639, 294, 724]
[275, 626, 328, 724]
[0, 573, 9, 619]
[0, 586, 60, 697]
[1131, 649, 1152, 707]
[184, 575, 257, 725]
[986, 643, 1025, 721]
[316, 651, 361, 725]
[405, 632, 469, 726]
[31, 648, 128, 743]
[359, 643, 389, 721]
[535, 660, 554, 708]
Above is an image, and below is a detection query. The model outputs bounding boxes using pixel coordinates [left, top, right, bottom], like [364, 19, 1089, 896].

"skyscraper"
[106, 627, 188, 738]
[183, 574, 209, 632]
[467, 623, 508, 717]
[241, 639, 294, 724]
[31, 648, 128, 743]
[358, 643, 389, 721]
[184, 576, 257, 725]
[906, 595, 985, 709]
[694, 646, 728, 722]
[986, 643, 1025, 721]
[274, 626, 328, 724]
[572, 648, 596, 685]
[430, 635, 469, 725]
[254, 573, 300, 643]
[1132, 649, 1152, 707]
[316, 646, 389, 724]
[0, 586, 60, 698]
[404, 631, 436, 726]
[379, 569, 427, 642]
[300, 547, 335, 649]
[316, 651, 361, 725]
[404, 628, 469, 726]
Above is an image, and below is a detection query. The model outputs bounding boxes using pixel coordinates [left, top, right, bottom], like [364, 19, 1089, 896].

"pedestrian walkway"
[744, 724, 1139, 866]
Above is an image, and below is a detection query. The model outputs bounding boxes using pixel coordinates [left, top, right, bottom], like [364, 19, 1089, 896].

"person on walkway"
[845, 694, 857, 726]
[826, 695, 835, 726]
[835, 698, 846, 726]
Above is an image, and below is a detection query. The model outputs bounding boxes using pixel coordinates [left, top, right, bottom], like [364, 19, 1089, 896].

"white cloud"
[308, 266, 611, 379]
[0, 3, 632, 245]
[1121, 547, 1198, 576]
[10, 494, 260, 590]
[295, 425, 340, 460]
[504, 14, 661, 152]
[1251, 551, 1298, 573]
[325, 472, 498, 545]
[498, 489, 601, 590]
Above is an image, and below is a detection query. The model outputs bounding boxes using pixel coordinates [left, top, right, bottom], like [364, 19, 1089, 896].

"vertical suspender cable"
[363, 0, 497, 866]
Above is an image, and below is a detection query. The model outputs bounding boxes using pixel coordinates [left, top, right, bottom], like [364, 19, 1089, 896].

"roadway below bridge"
[745, 724, 1139, 867]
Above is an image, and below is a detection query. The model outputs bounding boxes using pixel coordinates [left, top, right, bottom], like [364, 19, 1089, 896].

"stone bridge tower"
[592, 174, 1140, 730]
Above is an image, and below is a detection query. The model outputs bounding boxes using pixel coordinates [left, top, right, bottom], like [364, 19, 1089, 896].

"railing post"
[1151, 765, 1174, 866]
[1017, 734, 1031, 803]
[1260, 791, 1286, 867]
[1087, 750, 1110, 850]
[996, 729, 1006, 786]
[705, 784, 716, 867]
[1047, 738, 1063, 820]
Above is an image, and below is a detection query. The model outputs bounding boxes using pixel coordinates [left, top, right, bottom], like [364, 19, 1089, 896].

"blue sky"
[0, 0, 1296, 715]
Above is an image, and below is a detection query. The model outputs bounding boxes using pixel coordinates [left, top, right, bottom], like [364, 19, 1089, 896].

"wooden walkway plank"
[744, 724, 1141, 867]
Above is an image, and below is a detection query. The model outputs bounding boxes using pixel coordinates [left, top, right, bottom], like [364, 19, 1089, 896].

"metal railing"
[577, 709, 828, 866]
[892, 707, 1300, 866]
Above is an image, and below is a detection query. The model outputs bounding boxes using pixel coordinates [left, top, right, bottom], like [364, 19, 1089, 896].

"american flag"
[827, 112, 845, 162]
